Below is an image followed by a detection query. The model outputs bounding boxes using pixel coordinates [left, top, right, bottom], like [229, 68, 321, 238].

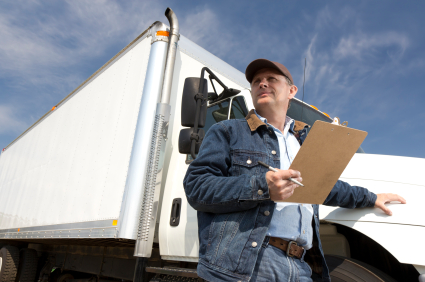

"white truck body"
[0, 11, 423, 281]
[322, 153, 425, 273]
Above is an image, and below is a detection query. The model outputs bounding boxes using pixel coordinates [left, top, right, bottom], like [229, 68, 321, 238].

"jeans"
[250, 237, 313, 282]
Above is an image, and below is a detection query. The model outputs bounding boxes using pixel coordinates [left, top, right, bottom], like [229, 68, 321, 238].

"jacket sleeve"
[183, 122, 270, 214]
[323, 179, 377, 208]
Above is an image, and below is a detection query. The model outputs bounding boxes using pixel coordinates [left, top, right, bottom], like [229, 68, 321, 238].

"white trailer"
[0, 7, 423, 282]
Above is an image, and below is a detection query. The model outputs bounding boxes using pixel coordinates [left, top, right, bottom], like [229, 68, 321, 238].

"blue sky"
[1, 1, 424, 158]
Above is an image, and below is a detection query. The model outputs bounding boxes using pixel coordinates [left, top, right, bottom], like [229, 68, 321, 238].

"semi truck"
[0, 8, 423, 282]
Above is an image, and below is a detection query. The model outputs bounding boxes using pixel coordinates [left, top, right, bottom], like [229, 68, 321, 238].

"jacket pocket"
[232, 150, 268, 176]
[205, 210, 251, 270]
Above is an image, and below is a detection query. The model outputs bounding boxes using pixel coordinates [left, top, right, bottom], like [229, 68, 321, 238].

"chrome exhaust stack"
[161, 7, 180, 105]
[134, 7, 180, 258]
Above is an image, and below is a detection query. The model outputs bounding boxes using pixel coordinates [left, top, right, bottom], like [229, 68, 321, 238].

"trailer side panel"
[0, 35, 151, 231]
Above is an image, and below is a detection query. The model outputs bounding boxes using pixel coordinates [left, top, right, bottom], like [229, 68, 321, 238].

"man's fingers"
[379, 193, 407, 204]
[374, 193, 406, 216]
[288, 169, 301, 178]
[387, 194, 406, 204]
[272, 169, 301, 180]
[292, 176, 303, 183]
[376, 202, 393, 216]
[280, 184, 297, 198]
[267, 169, 302, 201]
[272, 182, 299, 201]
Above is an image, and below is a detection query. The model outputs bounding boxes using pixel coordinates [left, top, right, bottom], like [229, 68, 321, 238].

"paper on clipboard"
[282, 120, 368, 205]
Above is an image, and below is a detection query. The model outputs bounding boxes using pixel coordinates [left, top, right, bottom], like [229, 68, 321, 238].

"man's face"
[250, 68, 297, 113]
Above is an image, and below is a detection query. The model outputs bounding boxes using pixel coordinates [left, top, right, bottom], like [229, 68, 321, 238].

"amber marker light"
[156, 30, 170, 37]
[18, 228, 20, 232]
[322, 112, 330, 118]
[310, 105, 318, 110]
[112, 220, 118, 226]
[51, 106, 56, 111]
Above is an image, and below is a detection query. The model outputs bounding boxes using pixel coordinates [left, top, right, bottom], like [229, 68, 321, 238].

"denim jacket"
[183, 110, 377, 282]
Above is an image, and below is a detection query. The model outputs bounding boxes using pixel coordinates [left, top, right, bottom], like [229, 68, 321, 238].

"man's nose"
[259, 79, 268, 88]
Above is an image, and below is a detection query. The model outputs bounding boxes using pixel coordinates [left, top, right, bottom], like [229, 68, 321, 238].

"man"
[183, 59, 405, 282]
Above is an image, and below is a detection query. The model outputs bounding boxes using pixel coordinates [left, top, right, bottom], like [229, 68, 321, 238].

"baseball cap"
[245, 59, 293, 84]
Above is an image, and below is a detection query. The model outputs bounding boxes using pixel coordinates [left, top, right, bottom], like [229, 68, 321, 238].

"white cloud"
[0, 14, 65, 74]
[299, 6, 411, 118]
[334, 32, 409, 61]
[177, 5, 295, 71]
[179, 6, 243, 63]
[0, 0, 162, 89]
[0, 105, 28, 135]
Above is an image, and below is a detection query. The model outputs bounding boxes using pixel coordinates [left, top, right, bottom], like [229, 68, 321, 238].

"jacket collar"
[245, 109, 309, 133]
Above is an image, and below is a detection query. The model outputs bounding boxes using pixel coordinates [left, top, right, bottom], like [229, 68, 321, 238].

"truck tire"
[0, 245, 20, 282]
[15, 249, 38, 282]
[325, 254, 397, 282]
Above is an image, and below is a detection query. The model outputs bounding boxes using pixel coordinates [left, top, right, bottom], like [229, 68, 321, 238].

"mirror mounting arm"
[200, 67, 241, 104]
[190, 94, 205, 159]
[199, 67, 229, 94]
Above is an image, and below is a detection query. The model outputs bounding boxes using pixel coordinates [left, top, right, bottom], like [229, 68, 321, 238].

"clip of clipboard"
[281, 120, 368, 205]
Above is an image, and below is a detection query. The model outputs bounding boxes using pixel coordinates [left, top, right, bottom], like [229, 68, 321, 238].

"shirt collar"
[254, 110, 295, 135]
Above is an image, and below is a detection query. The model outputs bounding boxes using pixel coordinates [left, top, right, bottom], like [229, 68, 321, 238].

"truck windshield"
[287, 99, 365, 153]
[287, 99, 332, 125]
[204, 100, 230, 132]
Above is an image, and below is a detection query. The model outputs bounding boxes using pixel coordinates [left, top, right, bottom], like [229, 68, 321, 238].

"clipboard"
[282, 120, 368, 204]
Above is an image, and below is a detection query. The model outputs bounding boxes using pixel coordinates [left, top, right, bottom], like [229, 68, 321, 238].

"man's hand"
[374, 193, 406, 216]
[266, 169, 302, 201]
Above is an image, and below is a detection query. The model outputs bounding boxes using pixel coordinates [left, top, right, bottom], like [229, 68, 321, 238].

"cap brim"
[245, 59, 285, 83]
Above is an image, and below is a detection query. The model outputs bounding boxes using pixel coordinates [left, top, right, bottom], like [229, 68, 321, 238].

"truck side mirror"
[178, 128, 205, 154]
[179, 77, 208, 159]
[181, 77, 208, 128]
[179, 68, 241, 160]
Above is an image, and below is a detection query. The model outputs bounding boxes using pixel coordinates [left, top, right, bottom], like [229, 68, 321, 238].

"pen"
[258, 161, 304, 187]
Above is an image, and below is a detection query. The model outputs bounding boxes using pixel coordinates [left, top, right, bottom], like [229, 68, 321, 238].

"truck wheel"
[16, 249, 38, 282]
[325, 254, 397, 282]
[0, 245, 20, 282]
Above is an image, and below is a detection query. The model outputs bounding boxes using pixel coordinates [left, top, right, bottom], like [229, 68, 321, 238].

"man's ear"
[289, 85, 298, 99]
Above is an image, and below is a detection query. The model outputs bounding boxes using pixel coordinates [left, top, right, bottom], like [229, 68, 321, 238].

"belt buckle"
[286, 240, 297, 257]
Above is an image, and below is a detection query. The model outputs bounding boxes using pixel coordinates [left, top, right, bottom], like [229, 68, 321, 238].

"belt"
[268, 237, 305, 259]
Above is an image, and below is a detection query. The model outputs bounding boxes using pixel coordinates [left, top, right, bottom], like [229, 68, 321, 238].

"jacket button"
[271, 150, 276, 155]
[247, 159, 252, 164]
[264, 211, 270, 216]
[257, 190, 263, 196]
[252, 242, 257, 247]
